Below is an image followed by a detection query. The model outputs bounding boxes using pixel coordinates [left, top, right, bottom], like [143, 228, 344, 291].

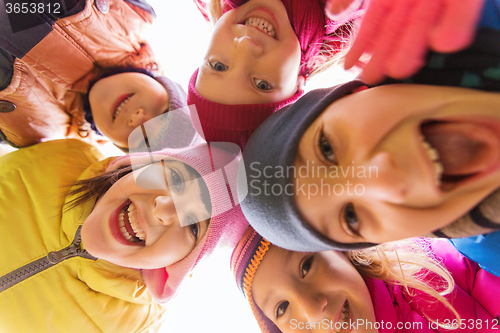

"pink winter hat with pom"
[106, 142, 249, 302]
[187, 69, 304, 149]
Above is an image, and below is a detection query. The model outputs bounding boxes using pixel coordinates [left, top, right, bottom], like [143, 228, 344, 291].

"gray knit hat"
[239, 80, 377, 252]
[155, 76, 187, 117]
[129, 76, 202, 152]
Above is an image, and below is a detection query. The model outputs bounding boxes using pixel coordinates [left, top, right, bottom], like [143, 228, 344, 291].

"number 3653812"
[5, 2, 61, 14]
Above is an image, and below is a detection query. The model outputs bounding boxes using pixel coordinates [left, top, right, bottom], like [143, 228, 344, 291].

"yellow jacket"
[0, 139, 165, 332]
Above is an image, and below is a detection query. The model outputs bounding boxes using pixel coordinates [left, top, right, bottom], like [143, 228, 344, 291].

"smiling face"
[196, 0, 303, 105]
[81, 160, 210, 269]
[252, 245, 376, 333]
[294, 84, 500, 245]
[89, 72, 170, 148]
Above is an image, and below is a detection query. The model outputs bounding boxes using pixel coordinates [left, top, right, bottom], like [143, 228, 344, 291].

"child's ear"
[296, 75, 306, 92]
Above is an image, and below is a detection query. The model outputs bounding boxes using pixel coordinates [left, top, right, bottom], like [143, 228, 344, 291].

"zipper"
[0, 226, 97, 292]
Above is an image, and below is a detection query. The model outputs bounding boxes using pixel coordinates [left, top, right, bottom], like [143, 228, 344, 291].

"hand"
[342, 0, 485, 85]
[325, 0, 364, 21]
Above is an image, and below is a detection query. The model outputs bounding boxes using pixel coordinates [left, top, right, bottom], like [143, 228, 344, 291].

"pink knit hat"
[231, 225, 281, 333]
[187, 69, 304, 149]
[106, 142, 249, 302]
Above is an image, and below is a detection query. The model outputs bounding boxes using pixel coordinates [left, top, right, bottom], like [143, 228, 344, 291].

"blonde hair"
[349, 239, 460, 329]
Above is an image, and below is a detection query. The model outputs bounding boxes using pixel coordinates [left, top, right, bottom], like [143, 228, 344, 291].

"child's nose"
[128, 108, 149, 128]
[234, 36, 264, 58]
[362, 151, 411, 204]
[153, 196, 179, 226]
[295, 292, 327, 323]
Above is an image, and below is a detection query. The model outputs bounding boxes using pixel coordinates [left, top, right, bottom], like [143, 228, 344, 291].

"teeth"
[434, 161, 444, 186]
[335, 302, 349, 333]
[244, 17, 276, 38]
[118, 203, 145, 242]
[128, 203, 145, 240]
[114, 96, 132, 119]
[420, 135, 443, 186]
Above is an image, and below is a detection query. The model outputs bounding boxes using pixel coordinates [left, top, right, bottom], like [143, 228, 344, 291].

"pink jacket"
[367, 240, 500, 333]
[0, 0, 158, 147]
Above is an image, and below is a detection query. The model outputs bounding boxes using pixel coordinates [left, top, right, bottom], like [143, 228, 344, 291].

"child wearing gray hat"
[239, 0, 500, 277]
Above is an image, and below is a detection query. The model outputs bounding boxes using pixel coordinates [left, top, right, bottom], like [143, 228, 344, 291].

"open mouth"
[420, 119, 500, 191]
[112, 94, 134, 120]
[244, 17, 276, 38]
[334, 300, 349, 333]
[118, 202, 145, 245]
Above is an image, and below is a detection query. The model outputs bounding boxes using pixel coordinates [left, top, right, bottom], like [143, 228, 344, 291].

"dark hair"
[83, 67, 155, 134]
[65, 165, 133, 211]
[65, 161, 213, 219]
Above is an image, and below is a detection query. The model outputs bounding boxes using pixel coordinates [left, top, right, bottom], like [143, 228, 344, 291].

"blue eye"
[209, 61, 228, 72]
[170, 169, 183, 192]
[188, 218, 200, 239]
[344, 203, 360, 236]
[318, 131, 337, 164]
[275, 301, 289, 319]
[254, 78, 272, 91]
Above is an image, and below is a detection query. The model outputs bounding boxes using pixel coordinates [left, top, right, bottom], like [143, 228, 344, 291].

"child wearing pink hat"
[187, 0, 485, 149]
[231, 226, 500, 333]
[188, 0, 365, 148]
[0, 138, 247, 331]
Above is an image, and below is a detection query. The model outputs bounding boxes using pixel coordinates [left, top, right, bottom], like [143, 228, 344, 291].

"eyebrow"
[260, 249, 294, 318]
[261, 292, 273, 320]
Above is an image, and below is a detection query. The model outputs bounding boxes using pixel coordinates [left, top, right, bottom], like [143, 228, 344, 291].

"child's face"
[89, 73, 170, 148]
[252, 246, 376, 333]
[81, 160, 210, 269]
[294, 84, 500, 244]
[196, 0, 303, 105]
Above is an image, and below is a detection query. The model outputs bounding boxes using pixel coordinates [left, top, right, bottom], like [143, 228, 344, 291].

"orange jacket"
[0, 0, 159, 147]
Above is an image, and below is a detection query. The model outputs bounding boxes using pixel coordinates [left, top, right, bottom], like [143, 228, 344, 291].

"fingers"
[359, 0, 415, 84]
[429, 0, 485, 52]
[385, 0, 441, 79]
[344, 0, 390, 70]
[346, 0, 484, 83]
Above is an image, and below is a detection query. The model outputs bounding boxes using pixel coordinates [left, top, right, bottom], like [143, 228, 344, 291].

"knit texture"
[231, 235, 500, 333]
[230, 226, 279, 333]
[127, 75, 199, 151]
[196, 0, 364, 76]
[187, 69, 303, 149]
[188, 0, 364, 149]
[107, 143, 249, 302]
[240, 80, 377, 252]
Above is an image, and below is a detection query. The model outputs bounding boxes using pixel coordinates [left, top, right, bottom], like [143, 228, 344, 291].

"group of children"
[0, 0, 499, 332]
